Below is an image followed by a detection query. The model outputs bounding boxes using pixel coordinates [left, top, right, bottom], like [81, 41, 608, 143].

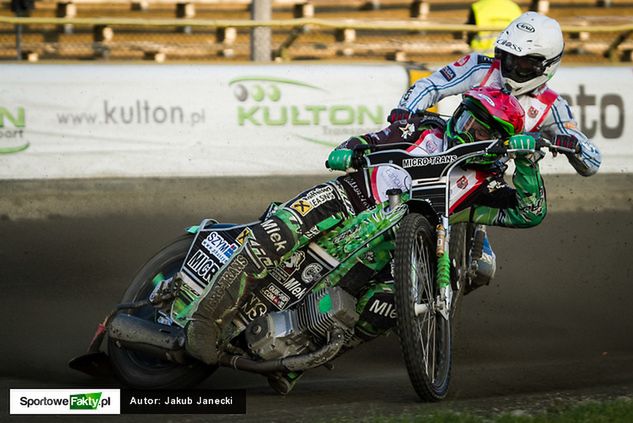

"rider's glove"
[508, 134, 536, 155]
[387, 108, 413, 124]
[553, 134, 581, 154]
[327, 149, 354, 171]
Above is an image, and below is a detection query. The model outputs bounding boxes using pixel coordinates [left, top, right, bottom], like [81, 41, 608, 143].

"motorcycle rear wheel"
[108, 234, 216, 389]
[394, 213, 452, 401]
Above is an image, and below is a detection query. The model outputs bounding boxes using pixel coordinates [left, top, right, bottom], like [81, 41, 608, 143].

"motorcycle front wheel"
[108, 234, 216, 389]
[394, 213, 452, 401]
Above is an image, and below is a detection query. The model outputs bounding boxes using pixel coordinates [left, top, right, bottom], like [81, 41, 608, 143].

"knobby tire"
[108, 234, 215, 389]
[394, 213, 452, 401]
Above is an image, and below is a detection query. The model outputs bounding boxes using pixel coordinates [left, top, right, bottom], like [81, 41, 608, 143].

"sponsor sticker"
[399, 122, 415, 139]
[301, 263, 324, 283]
[456, 175, 469, 190]
[10, 389, 120, 415]
[270, 250, 305, 284]
[241, 294, 268, 320]
[290, 186, 336, 216]
[402, 155, 457, 168]
[477, 55, 494, 64]
[290, 199, 312, 216]
[261, 219, 289, 253]
[235, 227, 253, 245]
[185, 248, 221, 284]
[528, 106, 539, 119]
[453, 55, 470, 67]
[423, 135, 442, 154]
[262, 283, 291, 308]
[201, 232, 238, 264]
[401, 86, 415, 102]
[439, 66, 456, 81]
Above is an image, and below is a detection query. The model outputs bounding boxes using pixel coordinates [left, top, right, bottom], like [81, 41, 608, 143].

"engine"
[244, 287, 359, 360]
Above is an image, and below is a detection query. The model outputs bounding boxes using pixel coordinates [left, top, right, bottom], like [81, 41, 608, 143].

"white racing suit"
[397, 53, 602, 176]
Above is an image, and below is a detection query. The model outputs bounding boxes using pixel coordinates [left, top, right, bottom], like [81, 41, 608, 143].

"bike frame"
[361, 139, 504, 316]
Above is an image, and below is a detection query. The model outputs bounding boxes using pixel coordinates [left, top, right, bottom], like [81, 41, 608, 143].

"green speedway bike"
[70, 137, 566, 401]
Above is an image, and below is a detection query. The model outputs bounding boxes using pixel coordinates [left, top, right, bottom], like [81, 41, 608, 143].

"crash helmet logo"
[473, 92, 495, 107]
[497, 39, 522, 52]
[516, 23, 535, 33]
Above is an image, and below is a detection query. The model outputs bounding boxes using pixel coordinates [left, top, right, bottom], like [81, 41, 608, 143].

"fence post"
[251, 0, 272, 62]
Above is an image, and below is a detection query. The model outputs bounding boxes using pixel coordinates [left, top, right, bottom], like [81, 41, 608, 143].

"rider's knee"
[524, 206, 547, 227]
[515, 201, 547, 228]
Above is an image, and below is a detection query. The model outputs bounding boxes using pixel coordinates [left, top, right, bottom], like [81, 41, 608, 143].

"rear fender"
[185, 219, 229, 234]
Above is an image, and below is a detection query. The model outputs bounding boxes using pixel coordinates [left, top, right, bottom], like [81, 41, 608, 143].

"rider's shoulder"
[449, 53, 494, 70]
[527, 84, 562, 103]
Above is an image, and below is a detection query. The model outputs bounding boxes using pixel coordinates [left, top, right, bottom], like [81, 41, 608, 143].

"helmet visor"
[452, 109, 497, 143]
[495, 48, 547, 83]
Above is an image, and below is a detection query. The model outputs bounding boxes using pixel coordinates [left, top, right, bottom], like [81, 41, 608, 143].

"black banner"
[120, 389, 246, 414]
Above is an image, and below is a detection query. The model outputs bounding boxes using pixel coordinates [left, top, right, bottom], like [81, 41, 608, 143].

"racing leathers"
[396, 53, 602, 176]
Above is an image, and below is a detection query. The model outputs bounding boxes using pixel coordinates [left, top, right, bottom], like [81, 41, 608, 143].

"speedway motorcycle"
[70, 136, 570, 401]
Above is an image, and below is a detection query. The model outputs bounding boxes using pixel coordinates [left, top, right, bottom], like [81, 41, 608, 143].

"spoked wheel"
[108, 234, 216, 389]
[394, 213, 452, 401]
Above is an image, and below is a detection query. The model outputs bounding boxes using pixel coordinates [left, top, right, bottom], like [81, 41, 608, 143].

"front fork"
[436, 216, 452, 320]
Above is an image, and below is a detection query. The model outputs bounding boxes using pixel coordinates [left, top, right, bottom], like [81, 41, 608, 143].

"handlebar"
[326, 134, 578, 171]
[492, 134, 580, 156]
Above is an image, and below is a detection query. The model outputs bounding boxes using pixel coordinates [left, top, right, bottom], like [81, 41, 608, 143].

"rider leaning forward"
[387, 11, 601, 293]
[185, 12, 602, 392]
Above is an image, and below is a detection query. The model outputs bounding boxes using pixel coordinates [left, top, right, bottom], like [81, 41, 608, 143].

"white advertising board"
[437, 67, 633, 174]
[0, 64, 408, 179]
[0, 64, 630, 179]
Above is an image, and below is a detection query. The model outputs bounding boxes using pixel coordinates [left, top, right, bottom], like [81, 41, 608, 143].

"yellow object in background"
[406, 68, 438, 113]
[470, 0, 522, 57]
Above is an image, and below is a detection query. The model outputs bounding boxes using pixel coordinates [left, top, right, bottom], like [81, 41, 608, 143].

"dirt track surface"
[1, 174, 632, 421]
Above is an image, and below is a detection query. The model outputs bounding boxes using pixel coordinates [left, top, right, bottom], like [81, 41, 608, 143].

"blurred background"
[1, 0, 632, 64]
[1, 2, 632, 418]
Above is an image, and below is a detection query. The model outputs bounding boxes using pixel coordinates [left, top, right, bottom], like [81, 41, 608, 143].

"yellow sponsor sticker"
[290, 200, 312, 216]
[236, 227, 253, 245]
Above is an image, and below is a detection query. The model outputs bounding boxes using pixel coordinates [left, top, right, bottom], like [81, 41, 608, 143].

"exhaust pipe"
[219, 329, 345, 374]
[108, 314, 187, 363]
[109, 314, 345, 373]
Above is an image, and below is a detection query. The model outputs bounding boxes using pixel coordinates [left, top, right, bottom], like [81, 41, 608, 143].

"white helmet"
[494, 12, 564, 95]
